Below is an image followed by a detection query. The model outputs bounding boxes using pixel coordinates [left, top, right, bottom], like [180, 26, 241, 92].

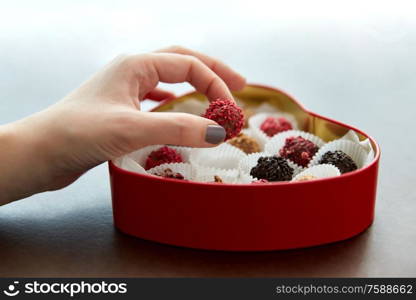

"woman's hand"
[0, 46, 245, 203]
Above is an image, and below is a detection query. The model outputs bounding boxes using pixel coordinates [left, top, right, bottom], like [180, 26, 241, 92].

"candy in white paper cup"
[249, 112, 298, 148]
[190, 143, 246, 171]
[238, 152, 303, 181]
[194, 167, 239, 184]
[264, 130, 325, 168]
[227, 132, 262, 154]
[308, 140, 368, 173]
[291, 164, 341, 182]
[147, 163, 194, 180]
[127, 145, 191, 170]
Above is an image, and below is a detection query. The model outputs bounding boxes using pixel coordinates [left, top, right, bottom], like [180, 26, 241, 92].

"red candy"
[260, 116, 292, 137]
[145, 146, 183, 170]
[279, 136, 319, 167]
[203, 98, 244, 140]
[252, 179, 269, 184]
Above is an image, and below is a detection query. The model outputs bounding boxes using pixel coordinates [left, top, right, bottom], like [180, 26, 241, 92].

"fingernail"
[205, 125, 226, 144]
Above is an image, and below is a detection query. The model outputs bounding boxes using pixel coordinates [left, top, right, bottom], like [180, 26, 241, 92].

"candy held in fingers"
[260, 116, 292, 137]
[227, 133, 260, 154]
[202, 98, 244, 140]
[250, 156, 294, 182]
[279, 136, 319, 167]
[145, 146, 183, 170]
[318, 150, 357, 174]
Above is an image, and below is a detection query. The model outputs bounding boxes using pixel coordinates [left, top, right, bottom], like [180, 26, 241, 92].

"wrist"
[0, 116, 54, 204]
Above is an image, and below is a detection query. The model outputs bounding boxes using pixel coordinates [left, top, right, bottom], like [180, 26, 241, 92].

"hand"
[0, 46, 246, 203]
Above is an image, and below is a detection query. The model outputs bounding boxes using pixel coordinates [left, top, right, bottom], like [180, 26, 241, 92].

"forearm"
[0, 118, 52, 204]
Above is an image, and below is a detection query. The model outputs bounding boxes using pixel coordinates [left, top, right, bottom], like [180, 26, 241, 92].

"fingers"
[144, 88, 175, 102]
[156, 46, 246, 91]
[131, 112, 226, 148]
[135, 53, 235, 102]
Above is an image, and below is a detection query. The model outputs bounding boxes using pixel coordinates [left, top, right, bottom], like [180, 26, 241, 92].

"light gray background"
[0, 0, 415, 276]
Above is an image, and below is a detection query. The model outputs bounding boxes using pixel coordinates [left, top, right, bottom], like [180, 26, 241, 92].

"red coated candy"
[203, 98, 244, 140]
[251, 179, 270, 184]
[279, 136, 319, 167]
[145, 146, 183, 170]
[260, 116, 292, 137]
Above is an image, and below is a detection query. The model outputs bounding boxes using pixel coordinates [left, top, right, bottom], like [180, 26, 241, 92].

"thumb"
[133, 111, 226, 148]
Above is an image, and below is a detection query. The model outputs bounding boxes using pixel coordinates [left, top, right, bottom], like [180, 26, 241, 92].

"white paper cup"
[236, 172, 256, 184]
[292, 164, 341, 182]
[308, 139, 368, 171]
[339, 130, 375, 166]
[190, 143, 246, 171]
[112, 156, 148, 175]
[147, 163, 194, 180]
[194, 167, 239, 184]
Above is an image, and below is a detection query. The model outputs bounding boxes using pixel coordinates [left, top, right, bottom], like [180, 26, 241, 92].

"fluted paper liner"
[292, 164, 341, 182]
[308, 139, 368, 170]
[147, 163, 194, 180]
[340, 130, 375, 166]
[236, 172, 256, 184]
[248, 112, 299, 149]
[113, 156, 148, 175]
[126, 145, 192, 169]
[194, 166, 239, 184]
[190, 143, 246, 171]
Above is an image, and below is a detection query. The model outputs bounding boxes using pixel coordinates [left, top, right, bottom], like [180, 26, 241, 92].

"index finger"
[156, 46, 246, 91]
[135, 53, 235, 102]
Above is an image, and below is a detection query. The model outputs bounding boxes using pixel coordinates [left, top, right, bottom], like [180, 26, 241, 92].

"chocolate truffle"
[155, 168, 185, 180]
[203, 98, 244, 140]
[250, 156, 294, 182]
[279, 136, 319, 167]
[145, 146, 183, 170]
[260, 116, 292, 137]
[227, 133, 261, 154]
[318, 150, 357, 174]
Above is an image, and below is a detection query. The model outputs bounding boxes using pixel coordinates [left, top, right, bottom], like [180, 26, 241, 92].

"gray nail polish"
[205, 125, 226, 144]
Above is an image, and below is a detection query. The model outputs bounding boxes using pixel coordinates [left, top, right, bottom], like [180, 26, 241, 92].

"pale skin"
[0, 46, 246, 204]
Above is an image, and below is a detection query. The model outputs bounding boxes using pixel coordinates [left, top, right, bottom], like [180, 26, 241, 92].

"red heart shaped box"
[108, 85, 380, 251]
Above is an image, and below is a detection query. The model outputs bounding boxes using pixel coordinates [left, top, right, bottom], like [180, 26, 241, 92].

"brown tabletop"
[1, 99, 415, 277]
[1, 5, 416, 276]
